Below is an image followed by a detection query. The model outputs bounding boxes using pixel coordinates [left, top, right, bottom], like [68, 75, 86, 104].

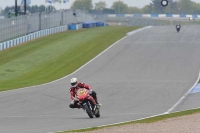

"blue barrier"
[151, 14, 159, 17]
[180, 14, 186, 18]
[22, 37, 25, 43]
[83, 22, 104, 28]
[96, 22, 104, 26]
[3, 42, 6, 49]
[6, 41, 9, 48]
[191, 83, 200, 93]
[68, 24, 77, 30]
[17, 38, 19, 44]
[83, 22, 94, 28]
[166, 14, 173, 17]
[192, 14, 198, 18]
[2, 42, 4, 50]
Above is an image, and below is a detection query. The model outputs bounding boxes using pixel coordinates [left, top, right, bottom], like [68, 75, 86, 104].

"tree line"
[72, 0, 200, 14]
[2, 0, 200, 17]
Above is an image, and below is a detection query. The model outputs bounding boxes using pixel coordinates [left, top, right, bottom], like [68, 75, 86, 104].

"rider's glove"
[74, 97, 79, 101]
[70, 100, 74, 105]
[88, 90, 93, 94]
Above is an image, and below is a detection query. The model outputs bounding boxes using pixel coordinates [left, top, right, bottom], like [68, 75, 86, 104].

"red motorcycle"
[76, 88, 100, 118]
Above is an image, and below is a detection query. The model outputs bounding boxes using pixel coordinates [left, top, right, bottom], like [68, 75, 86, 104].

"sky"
[1, 0, 200, 10]
[0, 0, 152, 10]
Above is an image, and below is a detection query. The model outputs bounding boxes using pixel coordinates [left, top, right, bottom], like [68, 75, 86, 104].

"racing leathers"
[69, 82, 99, 108]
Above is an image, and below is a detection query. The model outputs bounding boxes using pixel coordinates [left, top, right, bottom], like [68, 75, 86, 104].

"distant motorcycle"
[76, 88, 100, 118]
[176, 25, 181, 33]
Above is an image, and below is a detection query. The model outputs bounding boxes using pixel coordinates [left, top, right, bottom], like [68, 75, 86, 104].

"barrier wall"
[0, 21, 105, 51]
[83, 21, 105, 28]
[68, 23, 83, 30]
[108, 14, 200, 18]
[0, 9, 95, 43]
[0, 25, 68, 51]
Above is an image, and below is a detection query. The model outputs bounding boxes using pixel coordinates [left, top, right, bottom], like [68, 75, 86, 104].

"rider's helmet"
[71, 78, 78, 87]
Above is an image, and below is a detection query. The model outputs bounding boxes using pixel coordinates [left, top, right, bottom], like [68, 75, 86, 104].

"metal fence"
[0, 9, 94, 43]
[107, 17, 200, 26]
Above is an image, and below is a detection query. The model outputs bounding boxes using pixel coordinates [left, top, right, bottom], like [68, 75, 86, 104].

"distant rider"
[69, 78, 100, 109]
[176, 24, 181, 32]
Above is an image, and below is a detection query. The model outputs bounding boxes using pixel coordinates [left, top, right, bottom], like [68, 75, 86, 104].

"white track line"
[55, 107, 200, 133]
[165, 71, 200, 114]
[54, 112, 165, 133]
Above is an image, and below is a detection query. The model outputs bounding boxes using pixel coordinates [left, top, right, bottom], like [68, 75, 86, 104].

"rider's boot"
[77, 103, 81, 109]
[95, 98, 101, 109]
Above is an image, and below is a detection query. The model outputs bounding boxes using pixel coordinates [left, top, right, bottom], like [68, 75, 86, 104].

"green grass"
[60, 108, 200, 133]
[0, 26, 141, 91]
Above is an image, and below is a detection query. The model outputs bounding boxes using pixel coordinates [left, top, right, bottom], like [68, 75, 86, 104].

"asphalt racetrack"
[1, 26, 200, 133]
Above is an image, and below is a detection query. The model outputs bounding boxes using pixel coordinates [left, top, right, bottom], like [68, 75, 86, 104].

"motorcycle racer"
[176, 24, 181, 32]
[69, 78, 101, 109]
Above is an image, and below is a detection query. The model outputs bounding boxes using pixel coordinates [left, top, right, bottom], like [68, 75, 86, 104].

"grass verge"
[0, 26, 141, 91]
[60, 108, 200, 133]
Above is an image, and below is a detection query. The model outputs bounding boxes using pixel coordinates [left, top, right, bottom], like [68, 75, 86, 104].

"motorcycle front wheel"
[83, 103, 94, 118]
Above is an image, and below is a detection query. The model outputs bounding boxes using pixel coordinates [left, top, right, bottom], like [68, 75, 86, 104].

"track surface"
[0, 26, 200, 133]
